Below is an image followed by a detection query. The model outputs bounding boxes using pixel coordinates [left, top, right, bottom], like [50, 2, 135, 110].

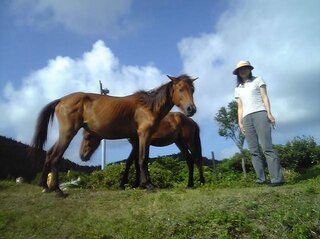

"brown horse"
[32, 75, 197, 196]
[122, 112, 205, 188]
[80, 112, 205, 188]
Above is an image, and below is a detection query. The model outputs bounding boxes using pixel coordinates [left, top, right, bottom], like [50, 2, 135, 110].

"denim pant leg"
[243, 114, 266, 183]
[253, 111, 285, 183]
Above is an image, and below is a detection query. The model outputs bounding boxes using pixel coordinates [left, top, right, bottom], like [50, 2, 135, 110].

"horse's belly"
[151, 138, 175, 147]
[97, 125, 137, 139]
[150, 131, 177, 147]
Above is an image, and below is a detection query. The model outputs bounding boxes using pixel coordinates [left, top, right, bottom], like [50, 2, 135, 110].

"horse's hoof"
[133, 180, 140, 188]
[56, 192, 68, 198]
[187, 182, 194, 188]
[145, 184, 155, 192]
[55, 189, 68, 198]
[41, 188, 50, 193]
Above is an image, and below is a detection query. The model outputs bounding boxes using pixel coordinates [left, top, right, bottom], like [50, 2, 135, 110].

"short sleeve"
[256, 76, 266, 87]
[234, 87, 240, 99]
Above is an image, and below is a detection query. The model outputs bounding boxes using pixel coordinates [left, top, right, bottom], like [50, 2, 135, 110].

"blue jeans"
[243, 111, 284, 183]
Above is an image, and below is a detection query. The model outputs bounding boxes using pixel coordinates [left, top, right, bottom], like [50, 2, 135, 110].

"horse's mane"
[134, 81, 173, 113]
[134, 74, 194, 113]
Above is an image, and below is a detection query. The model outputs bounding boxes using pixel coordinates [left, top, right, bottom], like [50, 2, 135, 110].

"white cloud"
[2, 0, 320, 164]
[9, 0, 135, 36]
[0, 40, 164, 165]
[179, 0, 320, 148]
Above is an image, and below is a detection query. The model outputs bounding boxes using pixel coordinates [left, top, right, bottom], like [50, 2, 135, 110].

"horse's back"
[55, 92, 139, 138]
[58, 92, 138, 112]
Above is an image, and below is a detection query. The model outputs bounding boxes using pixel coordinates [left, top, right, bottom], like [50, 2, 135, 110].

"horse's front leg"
[138, 129, 154, 191]
[133, 150, 140, 188]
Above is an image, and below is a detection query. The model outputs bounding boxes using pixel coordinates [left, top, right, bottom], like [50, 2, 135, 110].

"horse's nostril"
[187, 106, 196, 115]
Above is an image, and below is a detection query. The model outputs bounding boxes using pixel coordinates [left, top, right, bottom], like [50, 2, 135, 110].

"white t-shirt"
[234, 76, 266, 118]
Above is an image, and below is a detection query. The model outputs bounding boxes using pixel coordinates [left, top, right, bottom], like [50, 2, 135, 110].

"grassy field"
[0, 175, 319, 239]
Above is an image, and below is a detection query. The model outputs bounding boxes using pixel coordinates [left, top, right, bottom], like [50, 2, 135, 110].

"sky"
[0, 0, 319, 166]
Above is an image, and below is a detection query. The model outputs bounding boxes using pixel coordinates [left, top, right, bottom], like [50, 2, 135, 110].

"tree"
[215, 101, 247, 177]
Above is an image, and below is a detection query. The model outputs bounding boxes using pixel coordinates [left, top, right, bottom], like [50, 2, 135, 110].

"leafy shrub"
[83, 163, 135, 189]
[149, 156, 187, 188]
[275, 136, 320, 171]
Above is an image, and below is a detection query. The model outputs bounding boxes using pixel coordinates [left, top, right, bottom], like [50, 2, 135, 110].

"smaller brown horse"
[32, 75, 197, 196]
[80, 112, 205, 188]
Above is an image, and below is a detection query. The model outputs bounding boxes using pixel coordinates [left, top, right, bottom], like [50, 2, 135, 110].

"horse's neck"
[157, 100, 174, 119]
[152, 84, 174, 119]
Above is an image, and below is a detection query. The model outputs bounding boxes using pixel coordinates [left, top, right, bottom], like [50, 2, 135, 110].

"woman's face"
[238, 67, 251, 79]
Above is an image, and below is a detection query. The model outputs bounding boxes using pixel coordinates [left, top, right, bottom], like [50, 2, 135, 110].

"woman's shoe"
[270, 182, 284, 187]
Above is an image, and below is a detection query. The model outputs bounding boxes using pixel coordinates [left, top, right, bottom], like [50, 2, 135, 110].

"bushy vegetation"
[48, 136, 320, 192]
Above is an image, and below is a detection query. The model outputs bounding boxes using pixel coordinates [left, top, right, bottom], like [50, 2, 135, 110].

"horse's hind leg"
[39, 144, 56, 192]
[196, 157, 205, 185]
[190, 143, 205, 185]
[49, 130, 78, 197]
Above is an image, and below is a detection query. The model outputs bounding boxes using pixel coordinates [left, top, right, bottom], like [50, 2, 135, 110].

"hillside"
[0, 135, 99, 180]
[0, 135, 218, 181]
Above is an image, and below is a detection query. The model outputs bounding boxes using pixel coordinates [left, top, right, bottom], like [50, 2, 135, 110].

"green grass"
[0, 176, 320, 239]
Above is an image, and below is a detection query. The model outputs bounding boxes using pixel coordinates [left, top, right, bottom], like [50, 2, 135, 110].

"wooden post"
[211, 151, 215, 170]
[99, 81, 109, 170]
[241, 157, 247, 178]
[240, 149, 247, 178]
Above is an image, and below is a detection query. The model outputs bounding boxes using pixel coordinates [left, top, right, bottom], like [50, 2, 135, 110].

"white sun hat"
[233, 60, 254, 75]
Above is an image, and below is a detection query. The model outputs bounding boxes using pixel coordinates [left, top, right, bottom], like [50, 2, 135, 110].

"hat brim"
[233, 65, 254, 75]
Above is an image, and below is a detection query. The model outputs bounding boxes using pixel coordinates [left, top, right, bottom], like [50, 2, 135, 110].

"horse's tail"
[192, 121, 205, 183]
[31, 99, 60, 151]
[192, 122, 202, 160]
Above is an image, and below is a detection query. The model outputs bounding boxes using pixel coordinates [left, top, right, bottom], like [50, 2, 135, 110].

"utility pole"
[99, 81, 109, 170]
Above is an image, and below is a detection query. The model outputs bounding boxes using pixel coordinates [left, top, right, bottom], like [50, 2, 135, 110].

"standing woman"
[234, 60, 285, 186]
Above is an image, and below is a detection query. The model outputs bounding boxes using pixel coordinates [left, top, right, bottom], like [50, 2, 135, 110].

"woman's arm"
[236, 98, 245, 134]
[260, 85, 276, 125]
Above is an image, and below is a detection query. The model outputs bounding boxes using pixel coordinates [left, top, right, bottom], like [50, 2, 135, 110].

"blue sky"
[1, 0, 320, 166]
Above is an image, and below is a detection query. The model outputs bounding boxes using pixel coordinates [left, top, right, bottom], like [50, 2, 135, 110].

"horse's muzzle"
[80, 153, 91, 162]
[186, 105, 196, 117]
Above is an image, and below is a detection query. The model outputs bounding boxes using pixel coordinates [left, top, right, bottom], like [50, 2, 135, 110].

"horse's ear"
[167, 75, 177, 82]
[192, 77, 198, 82]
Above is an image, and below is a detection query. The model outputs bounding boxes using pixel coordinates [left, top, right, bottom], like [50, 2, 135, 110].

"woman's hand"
[268, 113, 276, 126]
[239, 122, 245, 134]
